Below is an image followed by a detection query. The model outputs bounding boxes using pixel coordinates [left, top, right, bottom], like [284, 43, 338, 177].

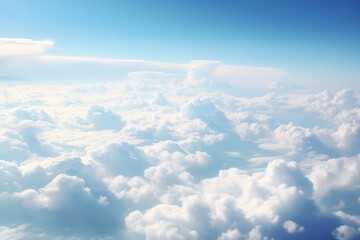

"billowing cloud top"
[0, 38, 359, 240]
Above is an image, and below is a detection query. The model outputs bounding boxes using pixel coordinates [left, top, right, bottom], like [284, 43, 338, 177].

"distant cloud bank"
[0, 38, 288, 89]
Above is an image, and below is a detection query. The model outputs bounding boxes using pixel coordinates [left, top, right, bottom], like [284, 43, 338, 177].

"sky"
[1, 1, 360, 240]
[0, 0, 359, 88]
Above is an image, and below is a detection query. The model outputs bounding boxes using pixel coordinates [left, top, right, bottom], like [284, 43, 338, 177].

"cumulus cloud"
[14, 174, 118, 237]
[259, 123, 318, 155]
[283, 220, 305, 234]
[182, 98, 231, 130]
[308, 156, 360, 200]
[92, 142, 148, 177]
[217, 228, 242, 240]
[333, 225, 360, 240]
[84, 105, 125, 131]
[105, 174, 156, 204]
[332, 123, 360, 153]
[16, 174, 92, 210]
[125, 159, 337, 239]
[0, 46, 359, 239]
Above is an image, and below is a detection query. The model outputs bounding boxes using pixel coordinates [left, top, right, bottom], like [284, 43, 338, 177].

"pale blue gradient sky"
[0, 0, 359, 88]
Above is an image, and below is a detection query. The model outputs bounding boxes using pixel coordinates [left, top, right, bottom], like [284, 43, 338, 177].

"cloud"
[185, 60, 288, 89]
[332, 123, 360, 153]
[0, 38, 54, 57]
[283, 220, 305, 234]
[213, 64, 288, 87]
[186, 60, 221, 86]
[92, 142, 148, 177]
[217, 228, 242, 240]
[0, 54, 359, 239]
[37, 55, 190, 70]
[0, 160, 22, 192]
[182, 98, 231, 130]
[125, 196, 207, 240]
[15, 174, 118, 237]
[333, 225, 360, 240]
[258, 122, 334, 159]
[0, 224, 31, 240]
[334, 211, 360, 226]
[16, 174, 92, 210]
[105, 174, 156, 204]
[308, 155, 360, 212]
[85, 105, 125, 131]
[125, 159, 336, 239]
[0, 38, 289, 89]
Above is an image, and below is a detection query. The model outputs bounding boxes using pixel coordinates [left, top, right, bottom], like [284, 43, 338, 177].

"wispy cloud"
[0, 38, 289, 89]
[0, 38, 54, 57]
[37, 55, 190, 70]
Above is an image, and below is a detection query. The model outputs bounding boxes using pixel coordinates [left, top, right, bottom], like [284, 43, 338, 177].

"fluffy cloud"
[217, 228, 242, 240]
[14, 174, 118, 237]
[308, 155, 360, 214]
[125, 160, 337, 239]
[0, 53, 358, 239]
[258, 123, 319, 155]
[283, 220, 304, 234]
[333, 225, 360, 240]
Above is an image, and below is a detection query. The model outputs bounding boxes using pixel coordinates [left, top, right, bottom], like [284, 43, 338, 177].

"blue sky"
[0, 0, 359, 88]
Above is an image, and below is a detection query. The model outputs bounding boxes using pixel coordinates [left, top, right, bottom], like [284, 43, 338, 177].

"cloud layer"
[0, 38, 54, 57]
[0, 38, 359, 239]
[0, 38, 288, 88]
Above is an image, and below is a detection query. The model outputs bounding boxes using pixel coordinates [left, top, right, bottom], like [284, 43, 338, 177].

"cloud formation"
[0, 38, 288, 89]
[0, 38, 54, 57]
[0, 38, 359, 239]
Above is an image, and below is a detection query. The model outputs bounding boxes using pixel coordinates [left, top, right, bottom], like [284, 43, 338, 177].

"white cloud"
[125, 159, 325, 239]
[105, 174, 156, 203]
[332, 123, 360, 152]
[0, 38, 54, 57]
[308, 156, 360, 201]
[37, 55, 190, 70]
[283, 220, 305, 234]
[235, 122, 271, 141]
[125, 201, 202, 240]
[217, 228, 242, 240]
[258, 123, 316, 155]
[333, 225, 360, 240]
[186, 60, 221, 86]
[334, 211, 360, 226]
[247, 226, 263, 240]
[0, 58, 358, 239]
[15, 174, 92, 210]
[0, 38, 289, 88]
[213, 65, 287, 87]
[0, 224, 31, 240]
